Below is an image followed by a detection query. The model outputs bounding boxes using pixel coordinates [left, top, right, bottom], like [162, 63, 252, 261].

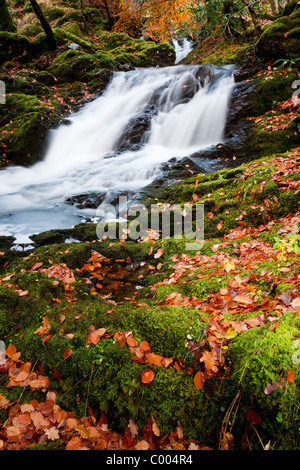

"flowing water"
[0, 61, 235, 244]
[172, 38, 193, 64]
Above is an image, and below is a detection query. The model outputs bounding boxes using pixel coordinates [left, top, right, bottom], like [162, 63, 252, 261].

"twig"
[84, 360, 94, 416]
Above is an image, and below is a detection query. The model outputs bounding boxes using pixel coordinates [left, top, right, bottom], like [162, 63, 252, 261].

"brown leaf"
[154, 248, 163, 259]
[233, 294, 253, 305]
[139, 340, 151, 354]
[62, 348, 73, 360]
[152, 421, 160, 437]
[66, 436, 86, 450]
[193, 370, 205, 390]
[45, 427, 60, 441]
[244, 317, 261, 328]
[87, 328, 107, 345]
[6, 343, 21, 362]
[128, 419, 139, 437]
[0, 394, 10, 409]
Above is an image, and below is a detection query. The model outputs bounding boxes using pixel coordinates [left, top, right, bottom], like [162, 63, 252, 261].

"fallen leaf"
[141, 368, 155, 384]
[135, 440, 150, 450]
[62, 348, 73, 360]
[193, 370, 205, 390]
[45, 427, 60, 441]
[287, 370, 295, 384]
[154, 248, 163, 259]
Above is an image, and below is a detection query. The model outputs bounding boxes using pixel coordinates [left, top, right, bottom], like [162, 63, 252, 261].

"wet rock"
[30, 230, 68, 246]
[0, 236, 16, 250]
[115, 104, 158, 152]
[225, 79, 256, 128]
[65, 192, 106, 209]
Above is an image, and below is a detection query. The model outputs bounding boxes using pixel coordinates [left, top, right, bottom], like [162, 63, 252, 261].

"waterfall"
[0, 64, 234, 243]
[172, 38, 194, 64]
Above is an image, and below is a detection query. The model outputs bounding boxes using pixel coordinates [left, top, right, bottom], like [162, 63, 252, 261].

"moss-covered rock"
[0, 31, 32, 65]
[0, 92, 54, 165]
[48, 49, 116, 83]
[228, 312, 300, 449]
[256, 8, 300, 59]
[252, 69, 298, 116]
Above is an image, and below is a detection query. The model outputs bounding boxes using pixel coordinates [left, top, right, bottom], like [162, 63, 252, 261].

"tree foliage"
[87, 0, 198, 40]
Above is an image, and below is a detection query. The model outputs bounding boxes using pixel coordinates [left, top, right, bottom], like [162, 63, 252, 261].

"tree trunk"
[79, 0, 88, 32]
[0, 0, 16, 32]
[269, 0, 279, 15]
[103, 0, 113, 30]
[241, 0, 262, 36]
[28, 0, 57, 50]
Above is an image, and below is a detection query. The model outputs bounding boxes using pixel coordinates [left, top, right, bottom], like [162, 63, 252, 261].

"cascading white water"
[173, 38, 193, 64]
[0, 64, 234, 244]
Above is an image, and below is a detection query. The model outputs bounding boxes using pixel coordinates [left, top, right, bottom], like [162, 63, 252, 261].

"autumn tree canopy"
[84, 0, 284, 41]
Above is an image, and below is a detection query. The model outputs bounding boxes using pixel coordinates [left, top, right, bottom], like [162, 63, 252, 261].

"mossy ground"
[1, 141, 300, 449]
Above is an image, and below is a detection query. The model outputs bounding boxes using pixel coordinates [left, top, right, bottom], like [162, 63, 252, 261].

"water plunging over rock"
[0, 63, 242, 244]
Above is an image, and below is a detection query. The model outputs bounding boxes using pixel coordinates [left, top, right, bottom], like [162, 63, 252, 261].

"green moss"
[253, 70, 298, 116]
[0, 32, 31, 65]
[20, 24, 43, 37]
[0, 92, 53, 164]
[49, 49, 116, 83]
[229, 312, 300, 449]
[257, 9, 300, 59]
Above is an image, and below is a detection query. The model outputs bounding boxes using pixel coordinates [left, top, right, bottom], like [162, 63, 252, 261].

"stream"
[0, 41, 235, 245]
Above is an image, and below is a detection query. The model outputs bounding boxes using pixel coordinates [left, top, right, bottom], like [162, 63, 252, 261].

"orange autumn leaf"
[6, 343, 21, 362]
[193, 370, 205, 390]
[200, 351, 218, 374]
[287, 370, 295, 384]
[0, 394, 10, 409]
[126, 336, 138, 347]
[161, 357, 173, 367]
[139, 340, 151, 354]
[233, 294, 253, 305]
[141, 368, 155, 384]
[62, 348, 73, 360]
[114, 331, 126, 348]
[154, 248, 163, 259]
[87, 328, 107, 345]
[145, 352, 163, 366]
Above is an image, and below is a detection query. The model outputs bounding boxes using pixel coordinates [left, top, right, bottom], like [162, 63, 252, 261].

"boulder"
[256, 8, 300, 59]
[0, 32, 32, 66]
[115, 105, 158, 152]
[48, 49, 116, 83]
[65, 192, 106, 209]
